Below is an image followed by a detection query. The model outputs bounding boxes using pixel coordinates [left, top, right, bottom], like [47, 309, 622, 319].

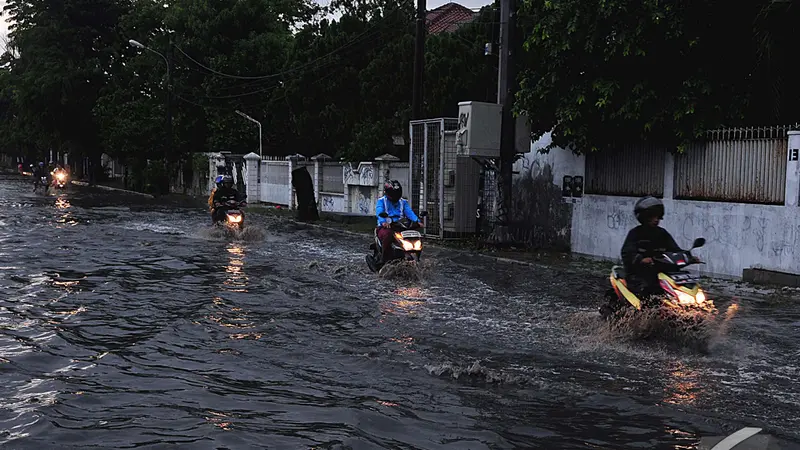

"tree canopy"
[515, 0, 800, 154]
[0, 0, 795, 191]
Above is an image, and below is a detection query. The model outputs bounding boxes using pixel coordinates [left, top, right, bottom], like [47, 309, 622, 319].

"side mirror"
[420, 211, 428, 218]
[379, 212, 389, 218]
[692, 237, 706, 249]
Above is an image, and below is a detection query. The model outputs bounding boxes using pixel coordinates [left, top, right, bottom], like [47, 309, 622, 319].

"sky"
[0, 0, 492, 52]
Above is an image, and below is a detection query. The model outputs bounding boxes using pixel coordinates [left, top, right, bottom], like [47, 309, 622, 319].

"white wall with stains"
[521, 132, 800, 278]
[572, 195, 794, 278]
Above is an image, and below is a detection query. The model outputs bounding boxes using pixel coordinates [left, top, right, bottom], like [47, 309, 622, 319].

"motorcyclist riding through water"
[32, 162, 47, 191]
[621, 196, 699, 299]
[375, 180, 424, 266]
[208, 175, 224, 213]
[211, 175, 240, 224]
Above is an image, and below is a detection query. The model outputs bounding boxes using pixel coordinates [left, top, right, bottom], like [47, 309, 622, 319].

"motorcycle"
[214, 198, 247, 230]
[51, 170, 68, 189]
[600, 237, 716, 331]
[366, 211, 428, 273]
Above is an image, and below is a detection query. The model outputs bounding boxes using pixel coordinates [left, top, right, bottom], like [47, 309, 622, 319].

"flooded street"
[1, 173, 799, 449]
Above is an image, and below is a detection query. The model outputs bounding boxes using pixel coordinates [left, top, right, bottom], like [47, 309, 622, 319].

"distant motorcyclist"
[621, 196, 695, 299]
[32, 162, 47, 192]
[375, 180, 423, 265]
[211, 175, 241, 224]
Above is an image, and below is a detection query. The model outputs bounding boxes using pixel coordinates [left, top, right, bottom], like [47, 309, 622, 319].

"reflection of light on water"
[389, 336, 415, 352]
[224, 244, 248, 292]
[206, 246, 260, 339]
[54, 196, 78, 226]
[379, 287, 428, 320]
[665, 425, 696, 449]
[55, 197, 70, 209]
[205, 411, 233, 430]
[662, 362, 700, 406]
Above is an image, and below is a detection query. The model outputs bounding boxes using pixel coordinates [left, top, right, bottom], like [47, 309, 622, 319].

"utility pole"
[490, 0, 517, 244]
[411, 0, 426, 120]
[166, 36, 173, 163]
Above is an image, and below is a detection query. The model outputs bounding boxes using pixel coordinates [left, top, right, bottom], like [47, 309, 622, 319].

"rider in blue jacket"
[375, 180, 423, 264]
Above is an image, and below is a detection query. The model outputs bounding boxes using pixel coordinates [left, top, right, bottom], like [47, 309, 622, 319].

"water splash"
[378, 259, 434, 282]
[196, 225, 265, 242]
[566, 304, 737, 354]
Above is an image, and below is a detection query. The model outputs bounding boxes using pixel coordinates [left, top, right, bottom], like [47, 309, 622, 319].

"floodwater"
[1, 174, 799, 449]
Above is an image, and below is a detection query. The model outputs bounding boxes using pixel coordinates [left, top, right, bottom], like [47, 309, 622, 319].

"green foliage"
[515, 0, 799, 154]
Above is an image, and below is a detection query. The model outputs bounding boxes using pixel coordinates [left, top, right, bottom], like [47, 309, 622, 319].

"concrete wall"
[516, 131, 800, 279]
[512, 132, 584, 251]
[229, 153, 409, 215]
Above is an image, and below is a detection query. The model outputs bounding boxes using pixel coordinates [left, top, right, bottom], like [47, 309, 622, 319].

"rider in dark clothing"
[32, 162, 47, 191]
[620, 196, 683, 299]
[211, 175, 240, 224]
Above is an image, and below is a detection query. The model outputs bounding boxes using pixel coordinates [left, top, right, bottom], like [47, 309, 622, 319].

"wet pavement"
[1, 174, 799, 449]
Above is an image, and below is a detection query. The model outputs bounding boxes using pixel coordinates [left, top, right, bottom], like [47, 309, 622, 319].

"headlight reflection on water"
[205, 244, 262, 340]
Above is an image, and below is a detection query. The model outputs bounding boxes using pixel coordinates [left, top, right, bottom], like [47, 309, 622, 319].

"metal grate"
[674, 126, 790, 204]
[425, 121, 442, 238]
[585, 143, 666, 197]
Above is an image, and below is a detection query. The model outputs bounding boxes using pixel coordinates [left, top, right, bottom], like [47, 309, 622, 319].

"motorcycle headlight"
[695, 289, 706, 304]
[414, 240, 422, 250]
[676, 291, 697, 306]
[402, 240, 414, 251]
[227, 215, 242, 223]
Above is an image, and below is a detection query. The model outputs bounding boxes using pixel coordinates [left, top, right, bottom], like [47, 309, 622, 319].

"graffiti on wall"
[322, 196, 335, 211]
[356, 191, 371, 215]
[344, 163, 375, 186]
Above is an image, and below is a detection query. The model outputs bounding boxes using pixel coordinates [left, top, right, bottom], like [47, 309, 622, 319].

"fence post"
[786, 130, 800, 207]
[342, 162, 352, 213]
[285, 155, 295, 210]
[243, 152, 260, 203]
[311, 153, 332, 200]
[663, 151, 675, 200]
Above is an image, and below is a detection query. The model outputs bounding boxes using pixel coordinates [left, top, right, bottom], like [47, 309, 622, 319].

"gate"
[409, 117, 458, 239]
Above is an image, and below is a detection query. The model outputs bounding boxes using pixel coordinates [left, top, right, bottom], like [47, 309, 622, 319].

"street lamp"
[235, 110, 262, 158]
[129, 38, 172, 171]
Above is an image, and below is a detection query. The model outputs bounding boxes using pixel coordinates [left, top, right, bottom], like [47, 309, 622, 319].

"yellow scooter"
[600, 237, 716, 324]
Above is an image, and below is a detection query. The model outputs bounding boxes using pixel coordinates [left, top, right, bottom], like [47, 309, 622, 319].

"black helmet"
[221, 174, 233, 188]
[634, 196, 664, 224]
[384, 179, 402, 202]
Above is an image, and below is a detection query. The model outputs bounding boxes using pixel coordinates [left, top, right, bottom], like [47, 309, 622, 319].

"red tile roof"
[426, 2, 476, 34]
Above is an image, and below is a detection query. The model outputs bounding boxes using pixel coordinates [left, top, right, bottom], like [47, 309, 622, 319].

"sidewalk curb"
[71, 181, 154, 198]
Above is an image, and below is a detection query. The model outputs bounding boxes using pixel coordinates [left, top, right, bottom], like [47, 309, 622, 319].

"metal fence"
[674, 126, 789, 204]
[585, 142, 666, 197]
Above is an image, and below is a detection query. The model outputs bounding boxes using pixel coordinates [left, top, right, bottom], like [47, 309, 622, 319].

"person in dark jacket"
[211, 175, 240, 224]
[620, 196, 688, 299]
[32, 162, 47, 192]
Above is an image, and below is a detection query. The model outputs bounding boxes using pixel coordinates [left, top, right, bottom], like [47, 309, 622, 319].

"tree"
[514, 0, 778, 154]
[3, 0, 128, 181]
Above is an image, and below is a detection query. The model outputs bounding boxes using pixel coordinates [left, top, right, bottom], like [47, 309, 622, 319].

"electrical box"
[456, 101, 502, 158]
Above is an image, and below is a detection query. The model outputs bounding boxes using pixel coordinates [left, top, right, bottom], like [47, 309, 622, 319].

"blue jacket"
[376, 196, 419, 226]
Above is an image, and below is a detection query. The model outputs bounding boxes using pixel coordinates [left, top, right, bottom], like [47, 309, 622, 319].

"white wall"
[514, 132, 584, 186]
[516, 132, 800, 279]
